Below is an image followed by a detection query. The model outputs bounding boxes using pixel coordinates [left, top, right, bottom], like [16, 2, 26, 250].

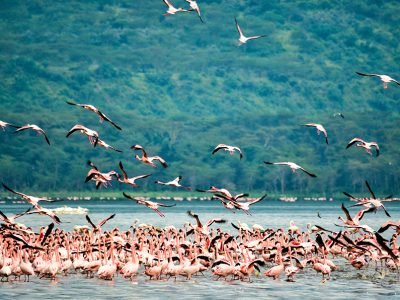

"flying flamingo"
[96, 138, 122, 152]
[356, 72, 400, 89]
[212, 144, 243, 160]
[66, 124, 99, 146]
[123, 192, 176, 217]
[131, 144, 168, 168]
[264, 161, 317, 177]
[2, 183, 62, 207]
[85, 214, 116, 233]
[118, 161, 151, 187]
[303, 123, 329, 144]
[162, 0, 189, 16]
[235, 18, 266, 45]
[14, 124, 50, 145]
[186, 0, 204, 23]
[155, 176, 191, 190]
[66, 101, 121, 130]
[346, 137, 379, 157]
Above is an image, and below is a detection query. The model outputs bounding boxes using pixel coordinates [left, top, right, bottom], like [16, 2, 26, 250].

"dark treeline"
[0, 1, 399, 196]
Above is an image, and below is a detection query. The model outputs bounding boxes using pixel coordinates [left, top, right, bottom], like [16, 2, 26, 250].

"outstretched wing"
[97, 110, 122, 130]
[212, 144, 227, 155]
[234, 18, 244, 37]
[365, 181, 376, 199]
[2, 183, 26, 198]
[41, 223, 55, 245]
[299, 167, 317, 178]
[346, 137, 364, 149]
[340, 203, 352, 222]
[86, 215, 97, 229]
[157, 202, 176, 208]
[98, 213, 116, 227]
[118, 161, 128, 180]
[355, 72, 380, 77]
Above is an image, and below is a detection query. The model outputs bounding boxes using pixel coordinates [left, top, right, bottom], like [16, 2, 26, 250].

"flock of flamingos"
[1, 0, 400, 286]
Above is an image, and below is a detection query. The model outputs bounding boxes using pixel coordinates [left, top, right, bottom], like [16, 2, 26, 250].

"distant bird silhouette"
[333, 112, 345, 119]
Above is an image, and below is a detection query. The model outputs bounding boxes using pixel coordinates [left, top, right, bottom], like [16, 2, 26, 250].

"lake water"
[0, 198, 399, 299]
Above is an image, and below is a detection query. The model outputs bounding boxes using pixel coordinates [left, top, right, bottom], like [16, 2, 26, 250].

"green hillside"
[0, 0, 399, 196]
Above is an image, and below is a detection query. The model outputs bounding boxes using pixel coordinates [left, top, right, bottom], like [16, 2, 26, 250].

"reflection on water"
[0, 198, 399, 299]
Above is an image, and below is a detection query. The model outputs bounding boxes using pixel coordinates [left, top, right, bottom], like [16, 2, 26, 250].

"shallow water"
[1, 198, 399, 299]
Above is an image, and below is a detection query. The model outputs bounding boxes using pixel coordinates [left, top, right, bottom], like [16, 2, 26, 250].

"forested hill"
[0, 1, 399, 196]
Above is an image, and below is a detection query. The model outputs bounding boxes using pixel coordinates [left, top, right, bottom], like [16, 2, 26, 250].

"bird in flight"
[66, 124, 99, 147]
[235, 18, 266, 46]
[123, 192, 176, 217]
[118, 161, 151, 188]
[212, 144, 243, 160]
[131, 144, 168, 168]
[356, 72, 400, 89]
[264, 161, 317, 177]
[15, 124, 50, 145]
[302, 123, 329, 144]
[186, 0, 204, 23]
[155, 175, 192, 190]
[162, 0, 189, 16]
[346, 137, 379, 157]
[66, 101, 121, 130]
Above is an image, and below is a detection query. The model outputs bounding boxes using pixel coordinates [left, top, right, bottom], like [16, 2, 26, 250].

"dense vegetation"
[0, 0, 399, 197]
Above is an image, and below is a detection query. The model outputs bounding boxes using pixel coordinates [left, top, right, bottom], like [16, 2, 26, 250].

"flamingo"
[344, 181, 395, 217]
[356, 72, 400, 89]
[235, 18, 266, 45]
[2, 183, 62, 207]
[14, 124, 50, 145]
[118, 161, 151, 187]
[303, 123, 329, 144]
[96, 138, 122, 152]
[66, 124, 99, 146]
[162, 0, 189, 16]
[131, 144, 168, 168]
[66, 101, 121, 130]
[186, 0, 204, 23]
[223, 194, 267, 215]
[155, 176, 191, 190]
[264, 161, 317, 177]
[212, 144, 243, 160]
[346, 137, 379, 157]
[186, 211, 226, 235]
[85, 214, 116, 233]
[25, 205, 61, 224]
[123, 192, 176, 217]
